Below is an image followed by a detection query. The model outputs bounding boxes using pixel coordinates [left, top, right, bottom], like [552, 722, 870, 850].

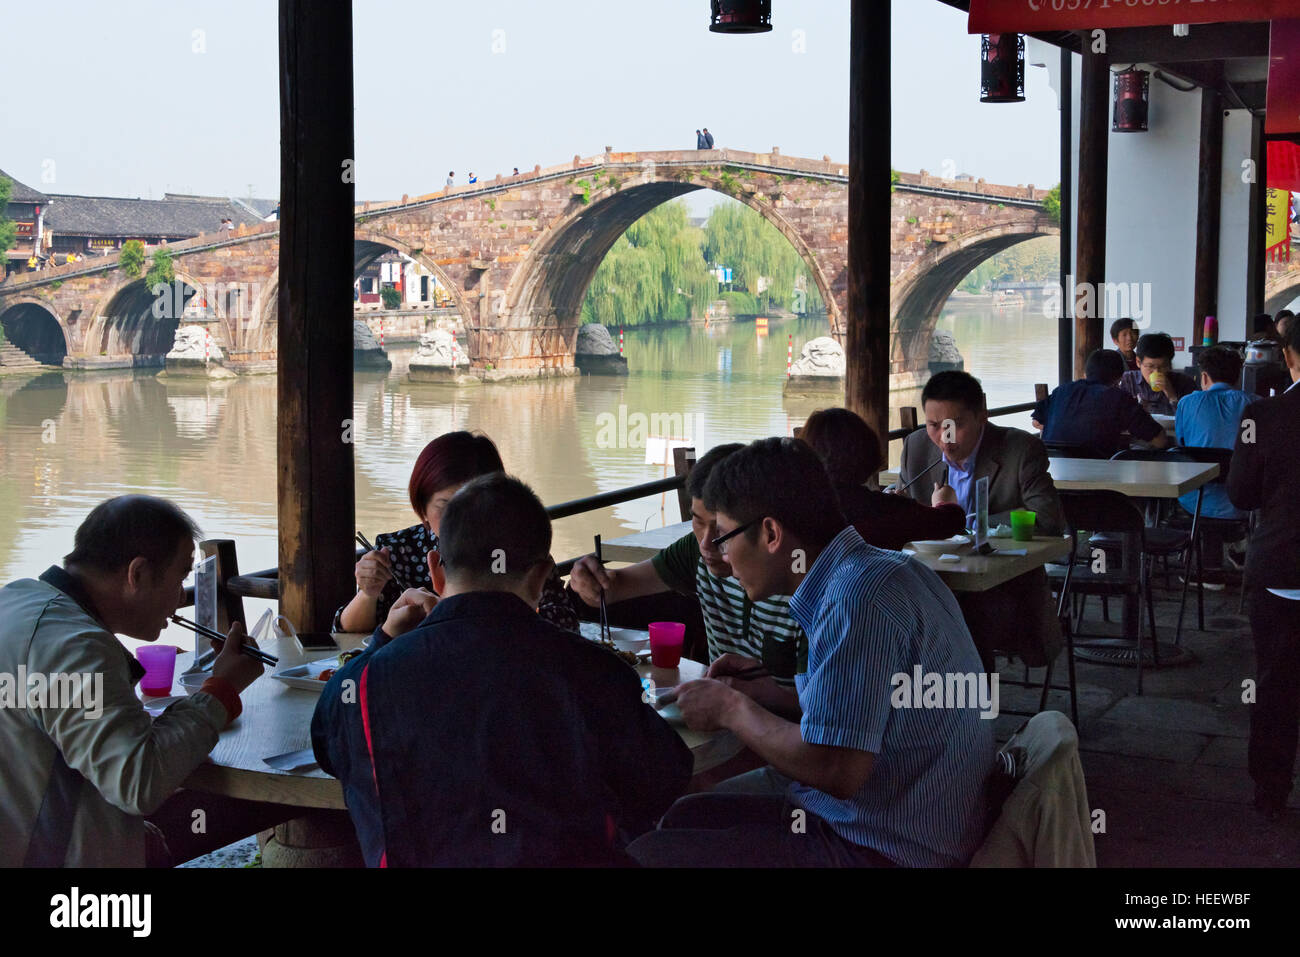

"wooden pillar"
[1193, 87, 1223, 345]
[1074, 37, 1108, 380]
[277, 0, 356, 632]
[844, 0, 891, 454]
[1058, 43, 1074, 388]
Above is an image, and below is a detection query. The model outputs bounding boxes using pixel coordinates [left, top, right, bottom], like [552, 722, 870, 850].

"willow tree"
[702, 200, 823, 313]
[581, 201, 715, 326]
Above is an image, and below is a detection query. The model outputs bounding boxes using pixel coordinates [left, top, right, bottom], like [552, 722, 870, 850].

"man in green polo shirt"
[569, 443, 804, 716]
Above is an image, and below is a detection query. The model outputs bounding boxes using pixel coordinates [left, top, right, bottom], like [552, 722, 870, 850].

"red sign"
[969, 0, 1286, 34]
[1171, 337, 1185, 352]
[1269, 140, 1300, 193]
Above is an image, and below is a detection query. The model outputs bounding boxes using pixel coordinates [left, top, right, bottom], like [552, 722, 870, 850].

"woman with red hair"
[333, 431, 579, 634]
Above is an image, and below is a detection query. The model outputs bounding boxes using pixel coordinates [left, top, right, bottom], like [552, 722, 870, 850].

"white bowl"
[908, 536, 971, 555]
[178, 672, 208, 695]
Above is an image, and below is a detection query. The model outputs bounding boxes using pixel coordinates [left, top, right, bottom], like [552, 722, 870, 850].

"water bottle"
[1202, 315, 1218, 347]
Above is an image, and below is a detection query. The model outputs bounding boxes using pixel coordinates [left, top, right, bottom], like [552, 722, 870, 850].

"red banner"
[1270, 141, 1300, 193]
[969, 0, 1285, 34]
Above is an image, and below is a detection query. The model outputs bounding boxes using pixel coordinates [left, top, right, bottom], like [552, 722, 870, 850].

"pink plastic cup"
[648, 622, 686, 669]
[137, 644, 179, 697]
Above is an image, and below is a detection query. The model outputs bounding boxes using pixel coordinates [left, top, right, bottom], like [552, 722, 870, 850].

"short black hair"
[686, 443, 744, 499]
[1135, 332, 1175, 362]
[64, 495, 201, 578]
[799, 407, 882, 486]
[1085, 348, 1126, 383]
[1276, 309, 1296, 341]
[1284, 312, 1300, 354]
[1109, 317, 1137, 340]
[921, 370, 986, 415]
[1253, 313, 1276, 336]
[702, 437, 846, 549]
[438, 473, 551, 583]
[1198, 345, 1242, 386]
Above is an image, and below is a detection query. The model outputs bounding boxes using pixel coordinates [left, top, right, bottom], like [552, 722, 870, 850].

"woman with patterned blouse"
[334, 431, 580, 634]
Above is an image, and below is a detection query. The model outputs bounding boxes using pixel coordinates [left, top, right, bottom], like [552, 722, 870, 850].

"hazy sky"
[1, 0, 1062, 211]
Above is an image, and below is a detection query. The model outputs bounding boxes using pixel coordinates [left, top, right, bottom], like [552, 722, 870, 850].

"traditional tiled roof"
[44, 194, 264, 238]
[0, 169, 50, 204]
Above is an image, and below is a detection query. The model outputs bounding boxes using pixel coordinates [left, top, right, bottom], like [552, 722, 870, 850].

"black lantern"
[710, 0, 772, 34]
[1113, 68, 1150, 132]
[981, 34, 1025, 103]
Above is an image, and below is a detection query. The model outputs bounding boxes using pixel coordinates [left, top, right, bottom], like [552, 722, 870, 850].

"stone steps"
[0, 341, 56, 370]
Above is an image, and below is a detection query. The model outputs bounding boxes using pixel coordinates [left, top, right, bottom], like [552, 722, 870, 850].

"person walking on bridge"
[703, 128, 715, 149]
[696, 129, 705, 149]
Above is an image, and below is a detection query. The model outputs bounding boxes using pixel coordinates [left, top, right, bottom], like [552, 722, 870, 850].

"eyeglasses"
[710, 520, 758, 554]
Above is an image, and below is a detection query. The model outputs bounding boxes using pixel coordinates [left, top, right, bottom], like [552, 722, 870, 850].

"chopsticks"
[169, 614, 279, 666]
[896, 457, 946, 494]
[355, 531, 413, 592]
[595, 534, 611, 645]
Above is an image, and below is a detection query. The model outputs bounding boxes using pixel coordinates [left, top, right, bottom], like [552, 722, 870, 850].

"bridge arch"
[88, 276, 201, 361]
[890, 220, 1059, 374]
[1265, 273, 1300, 316]
[495, 177, 838, 367]
[353, 230, 472, 330]
[0, 298, 70, 365]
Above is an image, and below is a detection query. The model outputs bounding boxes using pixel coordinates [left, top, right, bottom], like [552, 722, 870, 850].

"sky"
[0, 0, 1063, 213]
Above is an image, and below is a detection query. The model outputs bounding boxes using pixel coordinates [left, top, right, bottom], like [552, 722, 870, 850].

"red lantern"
[710, 0, 771, 34]
[1113, 68, 1150, 132]
[981, 34, 1025, 103]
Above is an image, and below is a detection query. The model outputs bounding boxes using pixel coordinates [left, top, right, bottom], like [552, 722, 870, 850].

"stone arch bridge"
[0, 148, 1059, 383]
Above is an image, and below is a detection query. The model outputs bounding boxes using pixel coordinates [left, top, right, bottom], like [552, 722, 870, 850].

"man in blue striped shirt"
[628, 438, 994, 867]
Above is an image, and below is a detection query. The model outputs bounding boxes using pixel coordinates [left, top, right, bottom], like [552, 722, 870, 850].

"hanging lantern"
[980, 34, 1025, 103]
[709, 0, 771, 34]
[1113, 68, 1150, 132]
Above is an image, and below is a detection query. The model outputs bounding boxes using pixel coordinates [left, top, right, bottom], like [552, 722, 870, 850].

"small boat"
[992, 290, 1026, 309]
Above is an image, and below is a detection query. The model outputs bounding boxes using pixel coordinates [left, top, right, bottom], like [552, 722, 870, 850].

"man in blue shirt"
[1032, 349, 1168, 457]
[1175, 345, 1251, 521]
[627, 438, 994, 867]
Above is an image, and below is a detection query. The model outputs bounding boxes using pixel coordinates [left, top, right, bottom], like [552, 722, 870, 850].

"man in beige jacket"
[0, 495, 264, 866]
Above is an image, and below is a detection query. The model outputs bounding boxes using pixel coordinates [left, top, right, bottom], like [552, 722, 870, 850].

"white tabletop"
[1046, 457, 1219, 498]
[179, 625, 737, 809]
[904, 536, 1072, 592]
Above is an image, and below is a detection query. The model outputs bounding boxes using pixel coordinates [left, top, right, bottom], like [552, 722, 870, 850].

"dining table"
[168, 623, 740, 864]
[600, 521, 693, 562]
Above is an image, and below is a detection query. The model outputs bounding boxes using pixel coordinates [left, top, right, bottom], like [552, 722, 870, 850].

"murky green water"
[0, 300, 1058, 647]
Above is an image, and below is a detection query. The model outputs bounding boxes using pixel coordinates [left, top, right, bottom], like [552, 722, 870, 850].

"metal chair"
[1046, 490, 1158, 694]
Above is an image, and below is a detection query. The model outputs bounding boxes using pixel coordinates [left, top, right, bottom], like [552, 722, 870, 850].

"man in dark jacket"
[312, 474, 693, 865]
[1228, 318, 1300, 821]
[696, 129, 705, 149]
[703, 128, 715, 149]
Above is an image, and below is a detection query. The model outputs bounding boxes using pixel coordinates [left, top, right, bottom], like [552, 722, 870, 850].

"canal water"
[0, 299, 1057, 649]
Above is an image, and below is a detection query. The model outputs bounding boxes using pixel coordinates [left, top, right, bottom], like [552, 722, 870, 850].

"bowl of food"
[178, 672, 208, 695]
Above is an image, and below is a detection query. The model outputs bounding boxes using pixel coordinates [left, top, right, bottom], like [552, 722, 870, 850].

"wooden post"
[1034, 383, 1049, 402]
[672, 446, 695, 522]
[277, 0, 356, 632]
[899, 407, 918, 433]
[1193, 86, 1223, 345]
[201, 539, 246, 633]
[1245, 113, 1266, 320]
[845, 0, 891, 458]
[1058, 42, 1074, 388]
[1074, 36, 1108, 380]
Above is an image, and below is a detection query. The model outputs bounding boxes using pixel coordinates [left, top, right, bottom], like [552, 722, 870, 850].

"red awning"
[1266, 19, 1300, 136]
[1269, 140, 1300, 193]
[969, 0, 1285, 33]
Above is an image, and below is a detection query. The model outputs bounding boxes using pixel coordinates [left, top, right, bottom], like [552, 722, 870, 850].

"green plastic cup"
[1009, 509, 1036, 542]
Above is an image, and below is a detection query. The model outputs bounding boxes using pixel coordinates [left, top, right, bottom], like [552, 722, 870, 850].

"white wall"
[1105, 66, 1200, 362]
[1217, 109, 1254, 341]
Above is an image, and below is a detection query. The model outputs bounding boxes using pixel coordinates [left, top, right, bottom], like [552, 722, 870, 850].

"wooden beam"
[1193, 87, 1224, 345]
[1246, 113, 1266, 320]
[1106, 22, 1269, 64]
[1074, 37, 1108, 380]
[672, 446, 694, 522]
[277, 0, 356, 632]
[200, 539, 246, 632]
[1058, 42, 1074, 388]
[845, 0, 891, 458]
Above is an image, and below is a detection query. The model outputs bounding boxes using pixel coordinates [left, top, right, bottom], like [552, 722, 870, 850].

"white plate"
[272, 658, 343, 692]
[579, 622, 651, 651]
[143, 695, 186, 714]
[908, 535, 971, 555]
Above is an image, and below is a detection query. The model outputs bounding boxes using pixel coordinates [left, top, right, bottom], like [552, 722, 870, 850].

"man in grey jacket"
[0, 495, 265, 866]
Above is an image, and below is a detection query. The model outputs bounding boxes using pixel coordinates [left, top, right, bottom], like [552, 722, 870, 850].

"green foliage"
[0, 176, 16, 259]
[701, 200, 823, 314]
[719, 290, 758, 316]
[1041, 183, 1062, 225]
[574, 178, 592, 204]
[890, 168, 900, 193]
[906, 217, 918, 225]
[380, 286, 402, 309]
[484, 197, 496, 211]
[606, 174, 620, 191]
[145, 246, 175, 292]
[717, 170, 739, 194]
[957, 236, 1059, 294]
[120, 240, 146, 278]
[580, 201, 715, 328]
[49, 280, 62, 290]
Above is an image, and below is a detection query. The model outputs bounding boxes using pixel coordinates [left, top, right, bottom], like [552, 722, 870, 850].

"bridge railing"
[179, 388, 1046, 628]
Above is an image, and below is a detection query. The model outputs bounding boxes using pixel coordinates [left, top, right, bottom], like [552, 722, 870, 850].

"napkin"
[937, 553, 963, 562]
[263, 747, 319, 773]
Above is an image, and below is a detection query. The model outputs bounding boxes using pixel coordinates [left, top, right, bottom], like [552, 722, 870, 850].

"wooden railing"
[181, 387, 1046, 629]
